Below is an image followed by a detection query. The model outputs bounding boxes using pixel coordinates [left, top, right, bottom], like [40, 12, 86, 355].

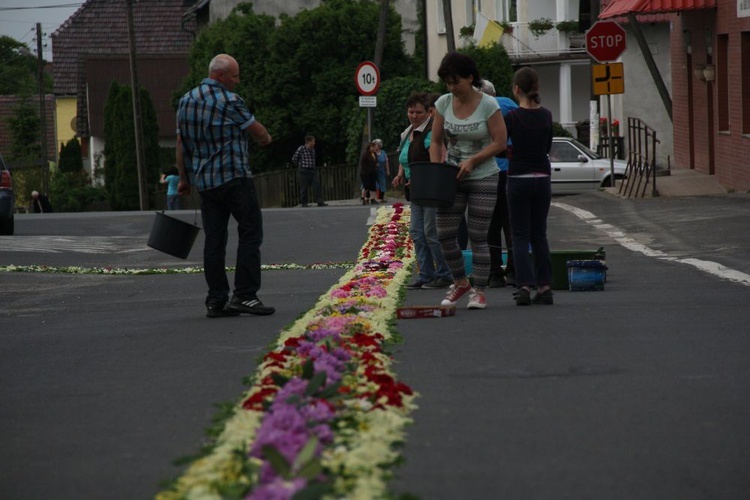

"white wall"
[614, 22, 674, 169]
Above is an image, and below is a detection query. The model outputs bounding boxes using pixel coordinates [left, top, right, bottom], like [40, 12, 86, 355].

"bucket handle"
[158, 206, 200, 228]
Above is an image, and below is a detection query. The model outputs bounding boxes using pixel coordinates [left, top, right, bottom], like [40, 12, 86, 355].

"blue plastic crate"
[567, 260, 608, 291]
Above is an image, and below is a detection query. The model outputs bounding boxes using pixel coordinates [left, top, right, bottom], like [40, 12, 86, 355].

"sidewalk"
[606, 167, 729, 198]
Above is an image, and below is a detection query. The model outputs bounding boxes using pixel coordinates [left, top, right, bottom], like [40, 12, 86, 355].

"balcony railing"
[499, 23, 587, 58]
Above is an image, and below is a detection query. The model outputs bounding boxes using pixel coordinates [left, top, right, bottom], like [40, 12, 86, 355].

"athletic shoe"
[206, 301, 241, 318]
[441, 282, 473, 306]
[489, 274, 506, 288]
[422, 276, 453, 289]
[531, 289, 554, 305]
[513, 288, 531, 306]
[406, 279, 429, 290]
[504, 272, 517, 287]
[227, 297, 276, 316]
[467, 290, 487, 309]
[317, 202, 328, 207]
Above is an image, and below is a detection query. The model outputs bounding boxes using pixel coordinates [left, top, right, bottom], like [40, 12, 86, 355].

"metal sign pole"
[607, 93, 616, 188]
[367, 108, 372, 144]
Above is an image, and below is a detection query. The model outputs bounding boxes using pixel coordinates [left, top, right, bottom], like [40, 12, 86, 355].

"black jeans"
[298, 168, 322, 204]
[199, 177, 263, 304]
[487, 171, 514, 276]
[507, 176, 552, 288]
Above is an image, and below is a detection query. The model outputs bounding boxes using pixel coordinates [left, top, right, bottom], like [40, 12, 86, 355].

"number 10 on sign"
[355, 61, 380, 96]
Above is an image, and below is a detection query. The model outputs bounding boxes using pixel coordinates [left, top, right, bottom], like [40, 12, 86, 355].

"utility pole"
[125, 0, 149, 210]
[443, 0, 456, 52]
[36, 23, 49, 194]
[361, 0, 390, 156]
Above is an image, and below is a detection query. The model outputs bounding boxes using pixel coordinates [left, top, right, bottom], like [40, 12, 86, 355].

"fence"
[618, 117, 660, 198]
[87, 153, 405, 211]
[253, 152, 402, 208]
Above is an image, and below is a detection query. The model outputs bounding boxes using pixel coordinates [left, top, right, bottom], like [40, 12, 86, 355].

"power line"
[0, 4, 82, 12]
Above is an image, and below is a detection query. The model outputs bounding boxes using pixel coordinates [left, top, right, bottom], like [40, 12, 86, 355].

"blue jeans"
[410, 203, 451, 283]
[166, 194, 181, 210]
[507, 176, 552, 288]
[199, 177, 263, 304]
[376, 168, 387, 197]
[298, 168, 322, 204]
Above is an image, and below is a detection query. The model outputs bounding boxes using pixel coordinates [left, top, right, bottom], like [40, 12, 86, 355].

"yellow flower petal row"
[157, 205, 417, 499]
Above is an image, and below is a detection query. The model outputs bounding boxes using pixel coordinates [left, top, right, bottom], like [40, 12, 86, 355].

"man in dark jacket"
[31, 191, 53, 213]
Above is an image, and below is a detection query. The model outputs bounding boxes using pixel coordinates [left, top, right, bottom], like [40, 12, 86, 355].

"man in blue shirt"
[481, 80, 518, 287]
[176, 54, 275, 318]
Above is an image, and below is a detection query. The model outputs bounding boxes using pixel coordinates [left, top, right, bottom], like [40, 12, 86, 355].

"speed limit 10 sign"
[355, 61, 380, 96]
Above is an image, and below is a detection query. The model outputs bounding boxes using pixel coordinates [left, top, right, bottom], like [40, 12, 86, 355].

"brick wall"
[672, 0, 750, 192]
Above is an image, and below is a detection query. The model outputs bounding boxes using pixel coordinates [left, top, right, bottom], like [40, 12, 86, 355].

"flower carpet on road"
[157, 204, 416, 499]
[0, 262, 352, 275]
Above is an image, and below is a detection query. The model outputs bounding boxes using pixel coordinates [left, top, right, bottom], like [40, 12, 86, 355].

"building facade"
[604, 0, 749, 192]
[50, 0, 196, 178]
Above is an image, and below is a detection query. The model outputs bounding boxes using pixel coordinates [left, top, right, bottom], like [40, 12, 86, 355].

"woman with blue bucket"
[428, 52, 508, 310]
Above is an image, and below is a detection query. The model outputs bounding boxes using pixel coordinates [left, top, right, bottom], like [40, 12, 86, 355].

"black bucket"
[147, 212, 200, 259]
[409, 162, 459, 208]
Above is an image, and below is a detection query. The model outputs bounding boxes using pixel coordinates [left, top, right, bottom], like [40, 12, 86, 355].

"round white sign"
[355, 61, 380, 96]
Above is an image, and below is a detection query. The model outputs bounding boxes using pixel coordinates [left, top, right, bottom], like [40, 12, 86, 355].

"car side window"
[550, 142, 581, 162]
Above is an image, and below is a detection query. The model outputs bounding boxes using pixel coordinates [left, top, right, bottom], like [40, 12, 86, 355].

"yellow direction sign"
[592, 63, 624, 95]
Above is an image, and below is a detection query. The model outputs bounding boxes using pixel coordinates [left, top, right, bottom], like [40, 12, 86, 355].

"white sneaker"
[467, 290, 487, 309]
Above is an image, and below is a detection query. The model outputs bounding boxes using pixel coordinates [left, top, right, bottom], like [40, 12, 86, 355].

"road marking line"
[553, 202, 750, 287]
[0, 236, 151, 254]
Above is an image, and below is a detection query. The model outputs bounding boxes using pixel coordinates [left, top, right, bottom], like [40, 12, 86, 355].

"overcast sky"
[0, 1, 83, 60]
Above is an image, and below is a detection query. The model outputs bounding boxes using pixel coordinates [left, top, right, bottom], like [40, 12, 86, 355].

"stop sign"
[586, 21, 627, 62]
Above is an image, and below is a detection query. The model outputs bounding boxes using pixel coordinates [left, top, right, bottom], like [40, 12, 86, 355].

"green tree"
[5, 98, 44, 204]
[103, 81, 161, 210]
[346, 76, 439, 163]
[6, 98, 40, 161]
[459, 43, 514, 98]
[58, 138, 83, 173]
[0, 36, 52, 96]
[180, 0, 418, 172]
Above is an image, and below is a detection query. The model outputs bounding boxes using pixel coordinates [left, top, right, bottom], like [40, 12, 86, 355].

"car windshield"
[568, 139, 601, 159]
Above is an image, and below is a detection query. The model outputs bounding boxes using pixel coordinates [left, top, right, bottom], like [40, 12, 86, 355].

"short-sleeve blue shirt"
[495, 97, 519, 172]
[176, 78, 256, 191]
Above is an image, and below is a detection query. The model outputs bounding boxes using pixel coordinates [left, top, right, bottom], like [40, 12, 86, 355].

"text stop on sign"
[586, 21, 627, 63]
[588, 34, 625, 49]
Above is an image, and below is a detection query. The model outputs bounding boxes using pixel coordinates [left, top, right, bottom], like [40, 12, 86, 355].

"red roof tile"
[600, 0, 717, 19]
[51, 0, 195, 95]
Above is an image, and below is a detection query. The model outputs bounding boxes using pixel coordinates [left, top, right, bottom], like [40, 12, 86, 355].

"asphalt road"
[1, 192, 749, 499]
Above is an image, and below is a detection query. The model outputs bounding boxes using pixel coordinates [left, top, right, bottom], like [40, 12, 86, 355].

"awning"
[600, 0, 716, 19]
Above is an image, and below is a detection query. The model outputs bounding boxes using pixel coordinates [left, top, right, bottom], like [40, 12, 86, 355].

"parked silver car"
[0, 153, 14, 235]
[550, 137, 627, 194]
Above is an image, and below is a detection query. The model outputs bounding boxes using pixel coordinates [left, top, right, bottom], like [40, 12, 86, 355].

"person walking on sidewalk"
[373, 138, 389, 202]
[160, 167, 182, 210]
[504, 67, 554, 306]
[429, 52, 507, 310]
[292, 135, 327, 207]
[176, 53, 275, 318]
[393, 91, 453, 290]
[359, 141, 379, 205]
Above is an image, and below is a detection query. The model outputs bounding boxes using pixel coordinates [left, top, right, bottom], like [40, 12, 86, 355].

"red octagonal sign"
[586, 21, 627, 63]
